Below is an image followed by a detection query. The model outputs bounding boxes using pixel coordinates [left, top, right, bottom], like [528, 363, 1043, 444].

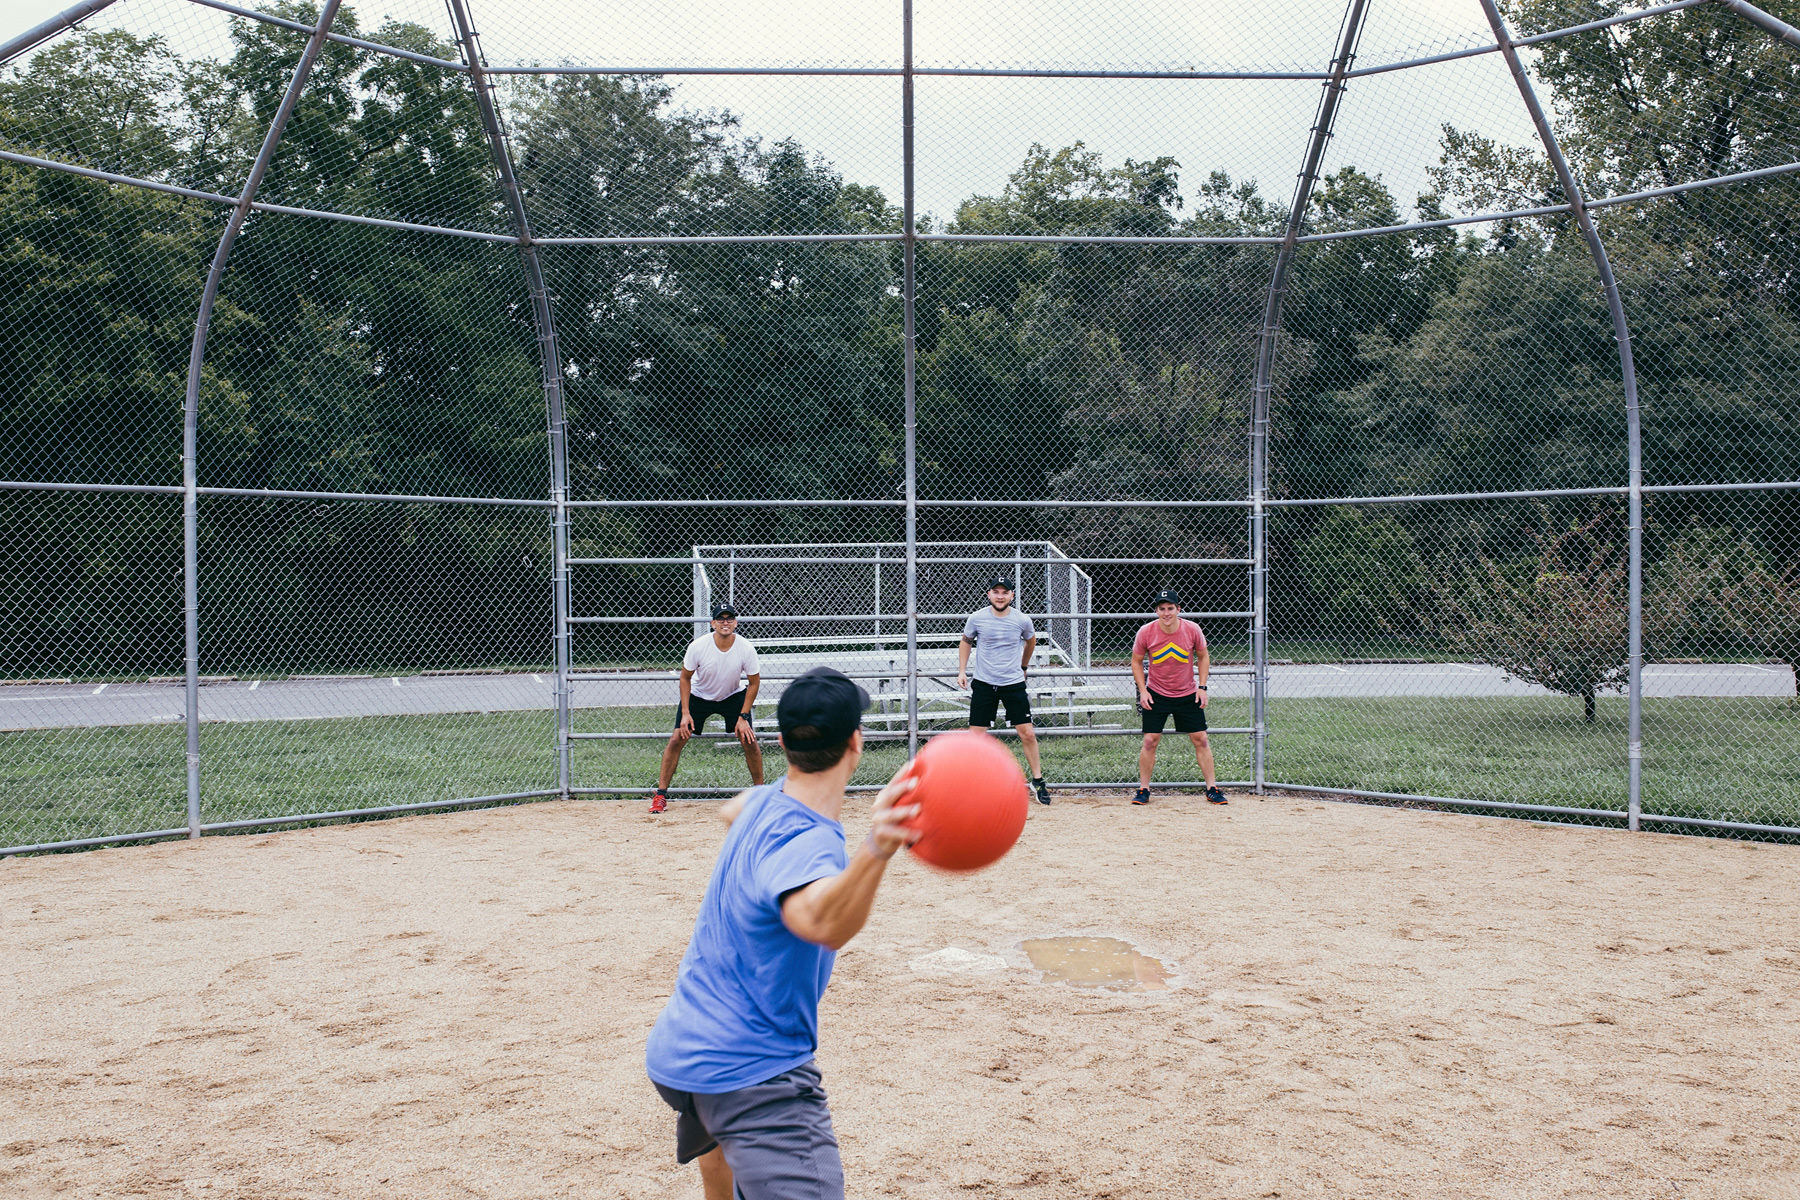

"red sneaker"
[648, 789, 668, 814]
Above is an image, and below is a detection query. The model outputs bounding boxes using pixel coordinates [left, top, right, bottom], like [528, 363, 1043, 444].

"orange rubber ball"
[901, 730, 1029, 873]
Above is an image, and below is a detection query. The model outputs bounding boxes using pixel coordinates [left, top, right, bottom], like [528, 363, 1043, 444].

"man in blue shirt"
[645, 666, 920, 1200]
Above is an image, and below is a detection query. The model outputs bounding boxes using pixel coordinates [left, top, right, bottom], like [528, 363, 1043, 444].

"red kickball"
[901, 730, 1029, 873]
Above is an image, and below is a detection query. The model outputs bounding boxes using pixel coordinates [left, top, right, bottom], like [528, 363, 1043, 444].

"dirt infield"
[4, 793, 1798, 1199]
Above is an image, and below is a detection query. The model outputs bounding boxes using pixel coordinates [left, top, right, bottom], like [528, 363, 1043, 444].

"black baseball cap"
[985, 574, 1014, 592]
[777, 666, 871, 750]
[710, 603, 739, 619]
[1152, 589, 1182, 607]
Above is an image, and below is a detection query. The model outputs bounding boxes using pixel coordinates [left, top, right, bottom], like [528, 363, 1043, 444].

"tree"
[1648, 522, 1800, 682]
[1296, 508, 1426, 642]
[1435, 508, 1629, 722]
[1725, 562, 1800, 683]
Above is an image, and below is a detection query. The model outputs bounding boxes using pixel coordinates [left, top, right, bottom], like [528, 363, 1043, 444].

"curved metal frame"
[1714, 0, 1800, 47]
[180, 0, 346, 837]
[1477, 0, 1645, 831]
[0, 0, 119, 66]
[1249, 0, 1373, 795]
[446, 0, 574, 799]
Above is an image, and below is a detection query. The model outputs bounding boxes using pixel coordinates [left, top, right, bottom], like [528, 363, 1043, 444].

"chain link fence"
[3, 0, 1796, 852]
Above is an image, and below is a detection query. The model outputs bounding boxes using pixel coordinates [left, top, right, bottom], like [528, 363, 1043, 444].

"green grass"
[4, 696, 1796, 850]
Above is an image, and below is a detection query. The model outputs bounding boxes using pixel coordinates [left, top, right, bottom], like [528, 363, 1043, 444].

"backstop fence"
[2, 0, 1796, 853]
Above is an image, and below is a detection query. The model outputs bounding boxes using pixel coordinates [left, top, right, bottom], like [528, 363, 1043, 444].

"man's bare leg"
[744, 738, 765, 786]
[1016, 722, 1043, 778]
[1189, 731, 1217, 786]
[659, 733, 686, 791]
[697, 1146, 733, 1200]
[1138, 733, 1161, 787]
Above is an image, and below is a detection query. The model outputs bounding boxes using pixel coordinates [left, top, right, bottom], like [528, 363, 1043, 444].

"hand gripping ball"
[901, 730, 1029, 872]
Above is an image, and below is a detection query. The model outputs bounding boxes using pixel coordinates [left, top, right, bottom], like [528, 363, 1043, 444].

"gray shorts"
[652, 1060, 843, 1200]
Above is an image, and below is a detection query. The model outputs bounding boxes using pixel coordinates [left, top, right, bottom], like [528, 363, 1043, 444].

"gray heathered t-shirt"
[962, 605, 1036, 687]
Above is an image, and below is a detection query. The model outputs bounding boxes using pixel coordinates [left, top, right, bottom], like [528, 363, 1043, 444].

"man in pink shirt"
[1129, 589, 1228, 807]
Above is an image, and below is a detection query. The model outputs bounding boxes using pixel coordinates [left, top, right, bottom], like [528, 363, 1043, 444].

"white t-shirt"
[683, 634, 761, 702]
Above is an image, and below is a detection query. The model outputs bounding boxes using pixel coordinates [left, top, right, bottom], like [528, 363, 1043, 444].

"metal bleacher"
[689, 542, 1123, 734]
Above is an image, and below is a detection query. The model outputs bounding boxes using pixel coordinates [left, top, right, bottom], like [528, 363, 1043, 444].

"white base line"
[92, 683, 106, 694]
[392, 677, 401, 687]
[248, 680, 259, 690]
[532, 674, 543, 683]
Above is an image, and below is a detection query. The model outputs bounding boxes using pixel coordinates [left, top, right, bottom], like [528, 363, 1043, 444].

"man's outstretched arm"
[780, 777, 919, 951]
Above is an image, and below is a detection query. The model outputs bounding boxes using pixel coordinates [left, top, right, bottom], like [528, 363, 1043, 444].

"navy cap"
[985, 575, 1014, 592]
[710, 603, 739, 619]
[777, 666, 871, 750]
[1152, 589, 1181, 608]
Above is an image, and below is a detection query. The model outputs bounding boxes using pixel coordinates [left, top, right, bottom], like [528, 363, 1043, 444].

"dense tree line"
[1, 0, 1795, 692]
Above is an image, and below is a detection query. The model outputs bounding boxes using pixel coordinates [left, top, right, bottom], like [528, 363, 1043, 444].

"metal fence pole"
[1479, 0, 1645, 832]
[1249, 0, 1372, 796]
[1713, 0, 1800, 47]
[902, 0, 920, 757]
[180, 0, 345, 838]
[0, 0, 119, 65]
[447, 0, 574, 799]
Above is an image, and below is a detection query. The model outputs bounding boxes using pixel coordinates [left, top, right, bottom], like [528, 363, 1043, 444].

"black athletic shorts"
[675, 689, 748, 732]
[1140, 687, 1207, 734]
[653, 1060, 844, 1199]
[969, 679, 1032, 728]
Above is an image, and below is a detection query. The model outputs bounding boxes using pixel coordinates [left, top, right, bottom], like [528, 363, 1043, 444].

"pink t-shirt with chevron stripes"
[1133, 619, 1207, 697]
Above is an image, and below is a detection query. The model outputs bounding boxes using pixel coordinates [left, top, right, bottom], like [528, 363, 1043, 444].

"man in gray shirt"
[956, 575, 1052, 805]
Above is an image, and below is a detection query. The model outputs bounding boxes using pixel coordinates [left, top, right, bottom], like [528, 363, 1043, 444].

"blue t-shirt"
[645, 779, 847, 1093]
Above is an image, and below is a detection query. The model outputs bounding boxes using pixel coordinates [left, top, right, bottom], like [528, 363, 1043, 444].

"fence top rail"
[1267, 484, 1630, 507]
[572, 611, 1250, 623]
[15, 480, 1791, 506]
[0, 149, 239, 205]
[694, 538, 1077, 549]
[1266, 479, 1800, 506]
[183, 0, 471, 70]
[344, 0, 1707, 84]
[1642, 479, 1800, 494]
[565, 498, 907, 508]
[534, 233, 902, 246]
[584, 555, 1243, 566]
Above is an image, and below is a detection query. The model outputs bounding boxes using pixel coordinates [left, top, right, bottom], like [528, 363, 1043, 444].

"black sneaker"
[1131, 787, 1151, 805]
[1033, 778, 1052, 805]
[1205, 786, 1229, 805]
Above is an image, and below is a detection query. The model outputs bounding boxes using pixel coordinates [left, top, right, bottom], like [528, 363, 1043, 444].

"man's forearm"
[679, 673, 693, 715]
[958, 639, 972, 672]
[1195, 652, 1209, 690]
[1131, 657, 1147, 693]
[742, 675, 760, 712]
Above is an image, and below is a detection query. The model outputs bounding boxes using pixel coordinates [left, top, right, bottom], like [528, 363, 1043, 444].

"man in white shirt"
[651, 604, 762, 814]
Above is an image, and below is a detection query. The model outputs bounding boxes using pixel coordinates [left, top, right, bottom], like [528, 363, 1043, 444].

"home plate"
[910, 947, 1009, 974]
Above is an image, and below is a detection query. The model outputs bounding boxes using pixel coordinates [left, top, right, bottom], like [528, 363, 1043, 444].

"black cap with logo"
[777, 666, 872, 750]
[710, 603, 739, 619]
[1152, 589, 1182, 608]
[985, 574, 1014, 592]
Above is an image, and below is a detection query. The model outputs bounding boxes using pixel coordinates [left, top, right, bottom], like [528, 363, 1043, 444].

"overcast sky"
[7, 0, 1547, 223]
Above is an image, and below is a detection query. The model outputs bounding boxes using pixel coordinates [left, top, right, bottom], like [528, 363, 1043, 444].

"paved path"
[1, 662, 1791, 731]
